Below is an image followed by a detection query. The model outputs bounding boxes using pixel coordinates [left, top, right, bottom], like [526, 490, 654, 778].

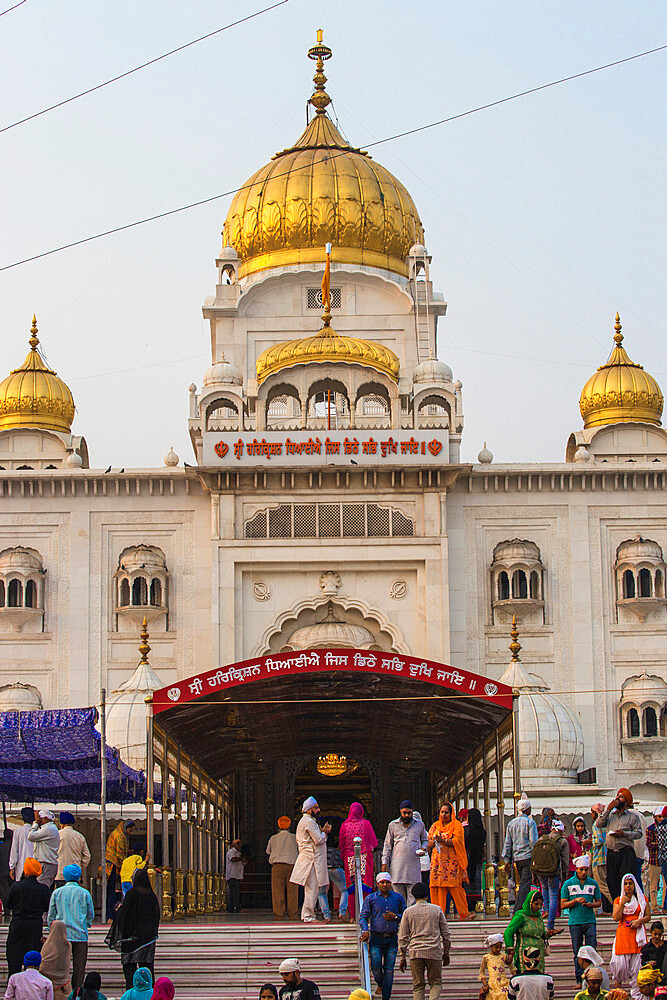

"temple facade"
[0, 33, 665, 845]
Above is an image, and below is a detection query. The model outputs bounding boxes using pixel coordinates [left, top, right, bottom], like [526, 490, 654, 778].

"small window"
[623, 569, 635, 599]
[7, 579, 22, 607]
[150, 578, 162, 606]
[638, 568, 652, 598]
[0, 580, 4, 607]
[627, 708, 640, 738]
[529, 570, 541, 600]
[643, 706, 658, 738]
[497, 571, 510, 601]
[119, 579, 130, 607]
[131, 577, 148, 606]
[512, 569, 528, 600]
[25, 580, 37, 608]
[656, 569, 664, 598]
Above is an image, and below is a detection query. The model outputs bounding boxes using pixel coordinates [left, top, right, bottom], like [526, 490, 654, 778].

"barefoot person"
[610, 873, 651, 999]
[290, 797, 330, 924]
[428, 802, 475, 921]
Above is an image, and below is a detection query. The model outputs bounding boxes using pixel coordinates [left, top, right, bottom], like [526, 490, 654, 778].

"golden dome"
[579, 314, 663, 428]
[222, 32, 424, 280]
[256, 323, 399, 385]
[0, 317, 75, 433]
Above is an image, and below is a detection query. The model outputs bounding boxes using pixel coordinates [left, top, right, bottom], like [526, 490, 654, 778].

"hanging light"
[317, 753, 348, 777]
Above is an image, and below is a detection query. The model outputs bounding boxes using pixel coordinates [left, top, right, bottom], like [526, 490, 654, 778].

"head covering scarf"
[59, 811, 75, 825]
[466, 807, 487, 854]
[607, 992, 631, 1000]
[613, 873, 648, 955]
[517, 793, 531, 813]
[126, 967, 154, 999]
[432, 803, 468, 873]
[63, 864, 81, 882]
[259, 987, 279, 1000]
[23, 951, 42, 967]
[39, 920, 71, 984]
[578, 945, 605, 966]
[572, 815, 588, 840]
[78, 971, 102, 1000]
[23, 858, 42, 877]
[133, 867, 154, 892]
[591, 803, 606, 816]
[279, 958, 300, 973]
[349, 992, 372, 1000]
[399, 800, 414, 810]
[522, 947, 541, 970]
[484, 933, 504, 947]
[20, 807, 35, 823]
[552, 820, 565, 832]
[38, 810, 54, 820]
[653, 806, 664, 818]
[277, 816, 291, 830]
[151, 977, 175, 1000]
[574, 855, 591, 868]
[301, 796, 317, 813]
[617, 788, 634, 807]
[458, 808, 469, 822]
[637, 967, 663, 988]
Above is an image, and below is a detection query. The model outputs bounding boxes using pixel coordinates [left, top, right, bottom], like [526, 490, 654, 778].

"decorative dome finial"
[29, 315, 39, 351]
[509, 615, 522, 662]
[138, 616, 151, 664]
[614, 311, 623, 346]
[307, 29, 332, 116]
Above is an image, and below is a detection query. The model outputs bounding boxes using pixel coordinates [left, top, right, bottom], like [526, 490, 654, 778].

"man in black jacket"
[4, 858, 50, 974]
[278, 958, 321, 1000]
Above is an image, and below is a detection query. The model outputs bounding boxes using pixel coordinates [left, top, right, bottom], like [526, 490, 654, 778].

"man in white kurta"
[290, 796, 331, 923]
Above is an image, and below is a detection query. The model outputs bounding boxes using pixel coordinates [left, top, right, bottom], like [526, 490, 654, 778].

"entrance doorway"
[294, 755, 372, 824]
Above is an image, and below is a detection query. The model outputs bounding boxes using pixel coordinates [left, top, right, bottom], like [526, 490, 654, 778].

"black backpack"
[530, 835, 560, 877]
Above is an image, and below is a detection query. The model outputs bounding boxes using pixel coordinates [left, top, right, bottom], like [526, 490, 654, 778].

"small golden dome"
[0, 317, 75, 433]
[579, 314, 663, 428]
[256, 323, 400, 385]
[222, 32, 424, 280]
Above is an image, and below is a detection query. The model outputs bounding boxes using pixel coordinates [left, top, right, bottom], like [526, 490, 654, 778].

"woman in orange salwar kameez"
[428, 802, 475, 920]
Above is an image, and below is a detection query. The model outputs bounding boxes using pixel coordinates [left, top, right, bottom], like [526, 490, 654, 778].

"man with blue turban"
[55, 811, 91, 889]
[48, 863, 94, 991]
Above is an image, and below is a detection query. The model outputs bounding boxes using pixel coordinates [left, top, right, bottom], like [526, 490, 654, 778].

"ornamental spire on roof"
[307, 28, 332, 116]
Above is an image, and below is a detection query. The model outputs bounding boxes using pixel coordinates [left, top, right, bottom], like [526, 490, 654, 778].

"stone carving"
[319, 571, 341, 597]
[252, 581, 272, 602]
[390, 580, 407, 600]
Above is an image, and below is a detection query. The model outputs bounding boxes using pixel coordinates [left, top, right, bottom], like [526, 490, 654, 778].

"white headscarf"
[484, 933, 504, 948]
[577, 945, 604, 967]
[612, 873, 647, 956]
[517, 793, 531, 814]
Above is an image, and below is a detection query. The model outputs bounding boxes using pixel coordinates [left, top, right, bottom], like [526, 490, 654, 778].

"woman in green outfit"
[503, 890, 549, 973]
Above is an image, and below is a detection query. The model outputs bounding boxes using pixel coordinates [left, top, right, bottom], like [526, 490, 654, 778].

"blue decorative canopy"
[0, 708, 144, 804]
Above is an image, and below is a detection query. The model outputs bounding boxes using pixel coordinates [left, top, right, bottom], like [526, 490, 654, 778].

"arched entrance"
[293, 755, 372, 822]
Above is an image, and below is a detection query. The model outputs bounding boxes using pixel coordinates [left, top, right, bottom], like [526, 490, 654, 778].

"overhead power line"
[1, 42, 664, 274]
[0, 0, 26, 16]
[0, 0, 289, 135]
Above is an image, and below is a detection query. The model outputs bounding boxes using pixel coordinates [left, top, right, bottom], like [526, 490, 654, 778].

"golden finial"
[509, 615, 522, 662]
[307, 28, 332, 115]
[138, 616, 151, 664]
[613, 311, 623, 346]
[320, 242, 333, 333]
[29, 315, 39, 351]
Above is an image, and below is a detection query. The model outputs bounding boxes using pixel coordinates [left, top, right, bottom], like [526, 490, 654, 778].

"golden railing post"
[173, 867, 185, 919]
[497, 861, 510, 918]
[213, 872, 222, 910]
[161, 867, 173, 921]
[186, 868, 197, 917]
[205, 871, 214, 914]
[483, 861, 496, 915]
[196, 869, 206, 915]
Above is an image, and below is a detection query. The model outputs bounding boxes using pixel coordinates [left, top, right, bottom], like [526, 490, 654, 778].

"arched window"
[119, 579, 130, 607]
[7, 579, 22, 607]
[150, 578, 162, 606]
[530, 570, 541, 600]
[131, 577, 148, 606]
[638, 568, 652, 597]
[643, 706, 658, 738]
[627, 708, 640, 738]
[656, 569, 664, 598]
[24, 580, 37, 608]
[623, 570, 635, 599]
[512, 569, 528, 600]
[497, 571, 510, 601]
[0, 580, 4, 607]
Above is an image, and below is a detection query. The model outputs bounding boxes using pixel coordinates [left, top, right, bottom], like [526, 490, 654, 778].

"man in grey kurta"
[382, 800, 428, 903]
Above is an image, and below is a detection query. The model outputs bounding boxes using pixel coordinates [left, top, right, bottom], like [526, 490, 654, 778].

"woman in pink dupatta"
[339, 801, 378, 918]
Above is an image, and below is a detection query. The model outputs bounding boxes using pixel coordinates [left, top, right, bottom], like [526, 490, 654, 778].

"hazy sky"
[1, 1, 665, 467]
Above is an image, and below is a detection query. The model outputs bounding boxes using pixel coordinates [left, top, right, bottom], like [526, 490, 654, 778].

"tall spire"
[614, 311, 623, 346]
[29, 315, 39, 351]
[307, 28, 332, 115]
[509, 615, 522, 661]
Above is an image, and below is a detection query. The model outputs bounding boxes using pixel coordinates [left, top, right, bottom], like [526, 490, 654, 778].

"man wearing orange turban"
[594, 788, 642, 902]
[4, 856, 50, 974]
[266, 816, 298, 920]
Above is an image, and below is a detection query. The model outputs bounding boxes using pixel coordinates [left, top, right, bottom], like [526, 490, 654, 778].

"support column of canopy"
[159, 728, 172, 920]
[173, 746, 185, 919]
[186, 756, 197, 916]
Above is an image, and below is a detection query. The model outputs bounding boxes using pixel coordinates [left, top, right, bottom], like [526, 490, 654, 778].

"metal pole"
[100, 688, 108, 923]
[512, 692, 521, 816]
[353, 836, 372, 993]
[145, 695, 155, 862]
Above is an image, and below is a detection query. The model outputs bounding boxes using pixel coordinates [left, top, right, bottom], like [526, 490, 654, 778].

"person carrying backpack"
[531, 820, 569, 931]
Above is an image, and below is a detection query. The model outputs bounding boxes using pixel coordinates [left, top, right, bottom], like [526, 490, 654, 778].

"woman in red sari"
[428, 802, 474, 920]
[339, 802, 378, 918]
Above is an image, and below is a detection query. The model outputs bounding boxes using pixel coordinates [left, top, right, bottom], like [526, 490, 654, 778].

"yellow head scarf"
[637, 966, 663, 988]
[349, 992, 371, 1000]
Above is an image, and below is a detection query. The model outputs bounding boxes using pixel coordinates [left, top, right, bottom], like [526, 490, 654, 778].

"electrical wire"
[0, 0, 26, 16]
[0, 42, 664, 274]
[0, 0, 288, 134]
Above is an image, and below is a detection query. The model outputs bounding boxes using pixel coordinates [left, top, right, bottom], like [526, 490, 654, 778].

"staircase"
[0, 915, 619, 999]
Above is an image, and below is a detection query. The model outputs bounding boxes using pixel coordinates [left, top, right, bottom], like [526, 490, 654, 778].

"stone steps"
[0, 916, 619, 999]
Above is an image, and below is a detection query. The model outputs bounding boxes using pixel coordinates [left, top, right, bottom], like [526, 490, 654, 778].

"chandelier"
[317, 753, 348, 777]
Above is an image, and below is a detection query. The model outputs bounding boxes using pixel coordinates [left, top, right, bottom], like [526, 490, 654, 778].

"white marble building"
[0, 34, 665, 821]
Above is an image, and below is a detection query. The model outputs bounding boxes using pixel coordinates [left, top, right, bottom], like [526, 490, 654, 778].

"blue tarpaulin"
[0, 708, 145, 804]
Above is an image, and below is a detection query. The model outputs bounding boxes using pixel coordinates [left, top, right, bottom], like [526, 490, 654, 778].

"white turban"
[38, 810, 54, 820]
[279, 958, 300, 973]
[577, 946, 604, 967]
[301, 796, 318, 813]
[517, 794, 531, 813]
[552, 820, 565, 832]
[574, 855, 591, 868]
[484, 934, 504, 947]
[376, 872, 391, 882]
